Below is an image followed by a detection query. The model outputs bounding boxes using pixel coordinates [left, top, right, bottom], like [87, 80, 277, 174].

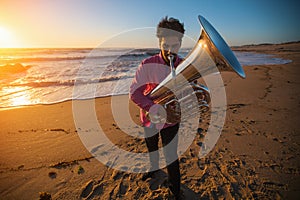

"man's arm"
[129, 64, 155, 112]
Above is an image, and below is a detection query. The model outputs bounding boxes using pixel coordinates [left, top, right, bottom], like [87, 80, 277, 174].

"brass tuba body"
[149, 15, 246, 124]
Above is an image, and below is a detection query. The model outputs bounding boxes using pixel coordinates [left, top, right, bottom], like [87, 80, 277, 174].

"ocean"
[0, 48, 291, 109]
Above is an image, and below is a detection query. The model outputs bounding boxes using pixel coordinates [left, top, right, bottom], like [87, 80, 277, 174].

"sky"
[0, 0, 299, 48]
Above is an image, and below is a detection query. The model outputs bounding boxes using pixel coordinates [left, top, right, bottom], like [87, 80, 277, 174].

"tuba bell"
[148, 15, 246, 124]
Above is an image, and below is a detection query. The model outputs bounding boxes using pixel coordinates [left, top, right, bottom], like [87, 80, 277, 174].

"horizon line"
[0, 41, 299, 49]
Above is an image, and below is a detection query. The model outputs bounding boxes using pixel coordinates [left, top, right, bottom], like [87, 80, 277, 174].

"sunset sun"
[0, 26, 18, 48]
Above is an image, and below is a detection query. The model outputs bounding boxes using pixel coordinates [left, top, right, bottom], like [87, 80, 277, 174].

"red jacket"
[129, 52, 182, 128]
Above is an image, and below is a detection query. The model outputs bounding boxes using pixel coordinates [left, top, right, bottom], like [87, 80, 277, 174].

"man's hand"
[147, 104, 167, 124]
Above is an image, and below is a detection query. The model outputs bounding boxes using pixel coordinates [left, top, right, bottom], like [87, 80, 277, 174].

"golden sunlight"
[0, 26, 18, 48]
[2, 86, 33, 107]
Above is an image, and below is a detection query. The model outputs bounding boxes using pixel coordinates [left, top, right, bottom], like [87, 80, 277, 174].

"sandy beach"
[0, 42, 299, 199]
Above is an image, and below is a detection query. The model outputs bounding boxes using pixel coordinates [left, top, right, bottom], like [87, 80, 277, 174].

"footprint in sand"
[48, 171, 57, 179]
[90, 144, 105, 154]
[80, 180, 94, 198]
[81, 180, 104, 199]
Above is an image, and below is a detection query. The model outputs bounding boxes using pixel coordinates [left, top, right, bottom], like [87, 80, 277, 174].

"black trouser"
[144, 124, 180, 196]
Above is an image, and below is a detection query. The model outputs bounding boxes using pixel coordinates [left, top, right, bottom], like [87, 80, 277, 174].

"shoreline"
[0, 93, 131, 111]
[0, 42, 299, 199]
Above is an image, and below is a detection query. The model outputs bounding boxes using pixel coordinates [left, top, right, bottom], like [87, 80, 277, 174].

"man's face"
[160, 36, 181, 63]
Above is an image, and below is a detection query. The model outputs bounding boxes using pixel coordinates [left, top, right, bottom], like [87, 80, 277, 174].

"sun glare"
[0, 26, 18, 48]
[2, 86, 33, 107]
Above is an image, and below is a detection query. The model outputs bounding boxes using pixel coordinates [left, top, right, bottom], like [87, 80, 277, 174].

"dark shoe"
[174, 191, 184, 200]
[168, 185, 184, 200]
[141, 170, 158, 181]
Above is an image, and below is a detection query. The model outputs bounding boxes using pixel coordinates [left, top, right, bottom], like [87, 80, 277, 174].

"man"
[129, 16, 185, 199]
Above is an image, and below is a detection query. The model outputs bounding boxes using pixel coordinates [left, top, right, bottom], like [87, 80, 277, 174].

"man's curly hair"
[156, 16, 185, 41]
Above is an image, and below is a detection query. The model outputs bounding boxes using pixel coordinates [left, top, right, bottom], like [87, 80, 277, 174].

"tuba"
[148, 15, 246, 124]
